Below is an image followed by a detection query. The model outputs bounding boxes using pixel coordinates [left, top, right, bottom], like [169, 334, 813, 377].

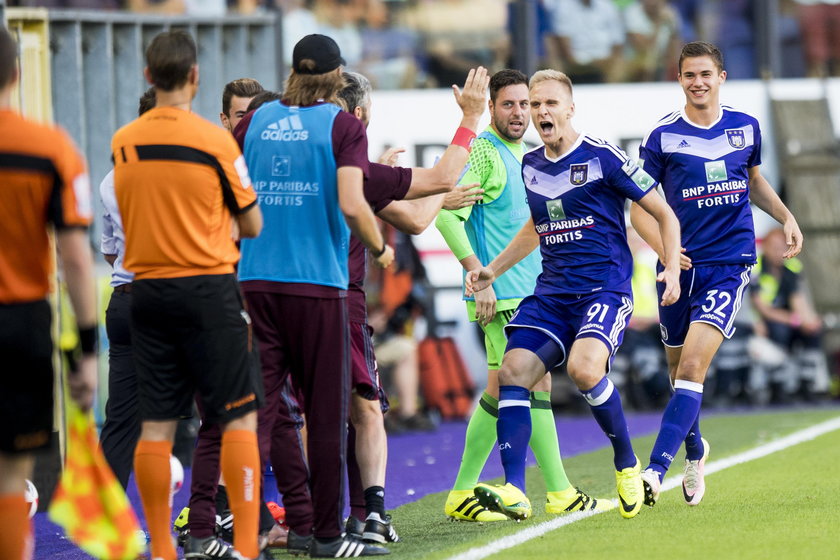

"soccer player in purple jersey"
[466, 69, 682, 520]
[630, 41, 803, 507]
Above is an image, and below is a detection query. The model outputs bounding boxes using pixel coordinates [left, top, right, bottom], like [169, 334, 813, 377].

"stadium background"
[2, 3, 840, 556]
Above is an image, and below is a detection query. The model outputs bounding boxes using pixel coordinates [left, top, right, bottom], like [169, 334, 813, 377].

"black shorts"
[0, 300, 54, 453]
[131, 274, 263, 424]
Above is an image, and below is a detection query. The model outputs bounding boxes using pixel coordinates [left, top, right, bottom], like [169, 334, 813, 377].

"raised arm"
[405, 67, 489, 198]
[748, 166, 803, 259]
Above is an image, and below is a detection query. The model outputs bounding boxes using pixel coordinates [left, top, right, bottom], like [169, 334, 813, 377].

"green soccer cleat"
[473, 483, 532, 521]
[444, 489, 507, 522]
[615, 457, 644, 519]
[173, 506, 190, 548]
[545, 487, 616, 514]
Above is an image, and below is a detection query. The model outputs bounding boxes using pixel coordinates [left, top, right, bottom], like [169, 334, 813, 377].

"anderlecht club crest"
[725, 129, 746, 149]
[570, 163, 589, 186]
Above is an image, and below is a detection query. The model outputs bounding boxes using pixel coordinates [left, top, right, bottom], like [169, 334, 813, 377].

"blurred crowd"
[6, 0, 840, 87]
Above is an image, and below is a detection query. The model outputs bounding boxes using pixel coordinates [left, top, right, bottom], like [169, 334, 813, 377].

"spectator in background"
[278, 0, 320, 69]
[544, 0, 625, 83]
[751, 227, 827, 401]
[671, 0, 701, 42]
[359, 0, 423, 89]
[623, 0, 682, 81]
[794, 0, 840, 77]
[404, 0, 509, 87]
[703, 0, 756, 79]
[314, 0, 364, 69]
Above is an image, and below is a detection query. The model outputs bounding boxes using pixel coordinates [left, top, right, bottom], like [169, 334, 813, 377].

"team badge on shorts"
[660, 323, 668, 342]
[570, 163, 589, 186]
[725, 128, 746, 149]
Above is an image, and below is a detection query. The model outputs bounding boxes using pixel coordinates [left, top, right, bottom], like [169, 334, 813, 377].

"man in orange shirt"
[0, 26, 98, 560]
[112, 30, 264, 560]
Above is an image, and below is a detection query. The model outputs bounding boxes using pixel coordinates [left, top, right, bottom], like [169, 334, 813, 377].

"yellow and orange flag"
[48, 403, 145, 560]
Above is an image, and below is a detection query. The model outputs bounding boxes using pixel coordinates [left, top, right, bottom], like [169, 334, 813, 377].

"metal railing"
[5, 6, 282, 242]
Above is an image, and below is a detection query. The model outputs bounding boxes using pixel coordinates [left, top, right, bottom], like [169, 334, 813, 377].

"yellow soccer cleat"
[473, 483, 532, 521]
[444, 489, 508, 522]
[615, 457, 644, 519]
[545, 487, 616, 514]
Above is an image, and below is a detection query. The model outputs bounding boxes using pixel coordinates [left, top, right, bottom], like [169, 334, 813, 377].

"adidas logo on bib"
[262, 115, 309, 141]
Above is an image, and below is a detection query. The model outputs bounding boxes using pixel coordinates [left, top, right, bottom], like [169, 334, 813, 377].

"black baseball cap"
[292, 34, 345, 75]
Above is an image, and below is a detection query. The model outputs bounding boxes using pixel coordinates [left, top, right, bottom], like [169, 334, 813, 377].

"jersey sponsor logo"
[622, 159, 655, 192]
[678, 139, 691, 149]
[570, 163, 589, 185]
[546, 199, 566, 220]
[261, 115, 309, 141]
[535, 215, 595, 244]
[704, 160, 728, 182]
[725, 128, 746, 149]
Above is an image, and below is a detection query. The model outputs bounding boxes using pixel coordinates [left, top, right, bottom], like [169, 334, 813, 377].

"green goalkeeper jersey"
[435, 127, 541, 321]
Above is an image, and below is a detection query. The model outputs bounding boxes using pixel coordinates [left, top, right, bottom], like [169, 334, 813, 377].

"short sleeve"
[458, 137, 495, 189]
[639, 128, 666, 183]
[333, 112, 370, 176]
[608, 149, 658, 202]
[748, 119, 762, 168]
[51, 128, 92, 229]
[218, 132, 257, 214]
[365, 163, 412, 213]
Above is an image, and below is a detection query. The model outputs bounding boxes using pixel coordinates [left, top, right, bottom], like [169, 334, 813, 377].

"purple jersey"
[639, 106, 761, 266]
[522, 134, 656, 295]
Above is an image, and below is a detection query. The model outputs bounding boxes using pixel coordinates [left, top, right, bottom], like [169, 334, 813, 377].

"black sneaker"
[361, 513, 400, 544]
[216, 510, 235, 543]
[309, 535, 389, 557]
[287, 530, 313, 556]
[344, 516, 365, 539]
[183, 535, 235, 559]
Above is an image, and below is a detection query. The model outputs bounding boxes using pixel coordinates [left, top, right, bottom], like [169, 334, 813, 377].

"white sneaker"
[682, 437, 710, 506]
[640, 468, 661, 507]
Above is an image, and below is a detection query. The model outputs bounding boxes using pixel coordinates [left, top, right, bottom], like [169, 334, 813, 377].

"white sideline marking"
[447, 416, 840, 560]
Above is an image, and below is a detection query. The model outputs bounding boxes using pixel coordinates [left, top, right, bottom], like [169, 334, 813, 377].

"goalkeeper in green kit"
[435, 69, 614, 521]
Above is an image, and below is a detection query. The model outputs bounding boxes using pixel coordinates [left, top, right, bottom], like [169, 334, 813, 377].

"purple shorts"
[505, 290, 634, 369]
[657, 263, 752, 347]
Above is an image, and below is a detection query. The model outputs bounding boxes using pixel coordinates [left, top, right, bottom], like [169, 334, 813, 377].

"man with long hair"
[234, 34, 392, 557]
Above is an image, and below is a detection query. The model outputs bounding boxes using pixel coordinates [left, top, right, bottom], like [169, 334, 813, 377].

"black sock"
[364, 486, 386, 517]
[215, 484, 229, 514]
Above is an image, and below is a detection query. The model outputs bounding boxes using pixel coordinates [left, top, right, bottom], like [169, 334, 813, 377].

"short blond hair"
[529, 69, 573, 96]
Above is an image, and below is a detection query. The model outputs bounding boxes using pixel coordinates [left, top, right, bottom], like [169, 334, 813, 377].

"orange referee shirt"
[112, 106, 256, 280]
[0, 109, 92, 304]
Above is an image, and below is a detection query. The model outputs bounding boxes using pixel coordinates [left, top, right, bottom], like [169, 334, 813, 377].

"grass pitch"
[383, 408, 840, 560]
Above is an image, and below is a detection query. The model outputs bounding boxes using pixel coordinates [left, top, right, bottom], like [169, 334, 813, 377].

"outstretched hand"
[453, 66, 489, 119]
[465, 266, 496, 297]
[378, 147, 405, 167]
[443, 182, 484, 210]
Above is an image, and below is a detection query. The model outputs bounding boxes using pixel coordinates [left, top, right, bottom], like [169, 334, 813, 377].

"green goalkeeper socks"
[452, 392, 498, 491]
[529, 391, 571, 493]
